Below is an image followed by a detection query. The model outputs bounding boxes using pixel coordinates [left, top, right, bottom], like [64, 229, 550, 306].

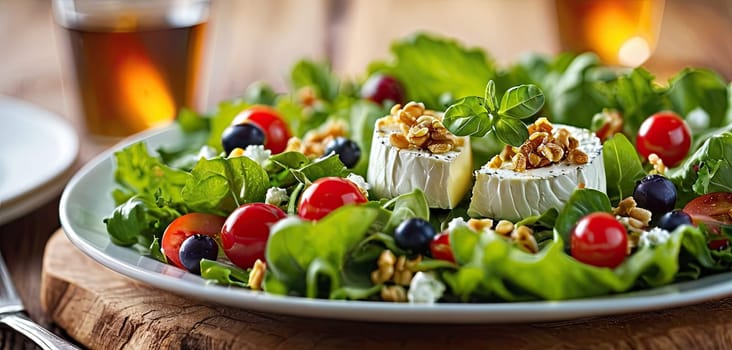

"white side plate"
[0, 96, 78, 225]
[60, 125, 732, 323]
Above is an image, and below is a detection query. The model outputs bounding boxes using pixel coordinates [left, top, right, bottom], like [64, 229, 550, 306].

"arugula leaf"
[181, 156, 269, 215]
[603, 134, 646, 204]
[554, 189, 613, 244]
[670, 132, 732, 206]
[443, 96, 492, 137]
[498, 84, 545, 119]
[372, 33, 496, 109]
[200, 259, 250, 288]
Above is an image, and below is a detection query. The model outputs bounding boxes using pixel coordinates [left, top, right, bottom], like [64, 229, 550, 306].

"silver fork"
[0, 251, 79, 349]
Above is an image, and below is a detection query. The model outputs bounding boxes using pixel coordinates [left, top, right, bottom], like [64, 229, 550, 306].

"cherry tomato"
[683, 192, 732, 249]
[429, 232, 456, 264]
[221, 203, 287, 269]
[298, 177, 368, 221]
[635, 111, 691, 168]
[570, 212, 628, 268]
[232, 105, 292, 154]
[162, 213, 226, 269]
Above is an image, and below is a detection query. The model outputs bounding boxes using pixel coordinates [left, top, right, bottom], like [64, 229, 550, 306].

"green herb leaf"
[667, 68, 729, 132]
[443, 96, 492, 137]
[484, 80, 497, 111]
[603, 134, 646, 204]
[104, 194, 180, 247]
[498, 84, 545, 119]
[493, 117, 529, 147]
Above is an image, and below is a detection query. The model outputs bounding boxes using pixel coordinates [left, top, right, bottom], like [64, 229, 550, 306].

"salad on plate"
[103, 33, 732, 304]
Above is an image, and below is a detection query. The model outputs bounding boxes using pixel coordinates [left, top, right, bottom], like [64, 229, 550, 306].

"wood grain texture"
[42, 230, 732, 350]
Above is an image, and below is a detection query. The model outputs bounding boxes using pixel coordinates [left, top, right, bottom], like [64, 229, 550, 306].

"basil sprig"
[443, 81, 545, 146]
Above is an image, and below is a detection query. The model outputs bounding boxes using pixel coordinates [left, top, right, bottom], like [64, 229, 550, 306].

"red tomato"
[232, 105, 292, 154]
[298, 177, 368, 221]
[429, 232, 456, 264]
[683, 192, 732, 249]
[221, 203, 287, 269]
[635, 111, 691, 168]
[570, 212, 628, 268]
[162, 213, 226, 269]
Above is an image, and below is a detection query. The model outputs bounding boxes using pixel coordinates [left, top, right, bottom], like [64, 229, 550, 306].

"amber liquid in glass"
[63, 21, 207, 137]
[555, 0, 664, 67]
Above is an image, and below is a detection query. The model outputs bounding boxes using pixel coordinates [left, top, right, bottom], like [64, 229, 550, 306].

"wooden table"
[1, 0, 731, 348]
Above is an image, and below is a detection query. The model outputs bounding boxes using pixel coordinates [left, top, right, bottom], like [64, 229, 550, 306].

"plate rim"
[0, 95, 79, 224]
[59, 124, 732, 323]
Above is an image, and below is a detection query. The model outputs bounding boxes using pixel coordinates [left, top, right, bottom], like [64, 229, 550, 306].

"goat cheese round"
[367, 119, 472, 209]
[468, 125, 605, 221]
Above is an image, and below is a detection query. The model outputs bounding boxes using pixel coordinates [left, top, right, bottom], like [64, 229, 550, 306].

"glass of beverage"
[52, 0, 210, 138]
[555, 0, 665, 67]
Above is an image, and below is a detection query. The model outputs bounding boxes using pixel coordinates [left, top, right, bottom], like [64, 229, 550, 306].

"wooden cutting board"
[40, 230, 732, 349]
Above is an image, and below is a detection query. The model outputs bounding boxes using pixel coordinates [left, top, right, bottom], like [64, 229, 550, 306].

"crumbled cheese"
[243, 145, 271, 166]
[639, 227, 671, 248]
[197, 145, 219, 159]
[265, 187, 289, 207]
[346, 173, 370, 198]
[407, 272, 446, 304]
[447, 217, 468, 233]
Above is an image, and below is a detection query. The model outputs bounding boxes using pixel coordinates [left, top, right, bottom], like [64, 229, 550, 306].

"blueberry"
[657, 210, 692, 232]
[179, 234, 219, 275]
[633, 174, 677, 222]
[324, 137, 361, 168]
[221, 123, 265, 155]
[394, 218, 436, 253]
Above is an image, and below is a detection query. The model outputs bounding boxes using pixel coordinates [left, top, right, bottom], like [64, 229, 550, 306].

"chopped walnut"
[467, 218, 494, 232]
[594, 109, 624, 142]
[648, 153, 666, 175]
[381, 285, 408, 302]
[488, 118, 587, 172]
[285, 119, 347, 157]
[613, 196, 653, 253]
[511, 225, 539, 254]
[370, 250, 421, 287]
[381, 102, 459, 154]
[248, 259, 267, 290]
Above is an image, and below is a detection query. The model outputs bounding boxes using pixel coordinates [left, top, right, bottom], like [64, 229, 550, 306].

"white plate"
[60, 125, 732, 323]
[0, 96, 78, 225]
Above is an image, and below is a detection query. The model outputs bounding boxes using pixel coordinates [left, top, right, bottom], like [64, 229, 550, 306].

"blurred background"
[1, 0, 731, 152]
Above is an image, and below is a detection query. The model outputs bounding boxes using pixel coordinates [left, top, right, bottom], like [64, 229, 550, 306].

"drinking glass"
[52, 0, 210, 137]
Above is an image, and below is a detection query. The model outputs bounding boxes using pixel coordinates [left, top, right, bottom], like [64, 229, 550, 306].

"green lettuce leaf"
[104, 194, 180, 249]
[444, 225, 720, 301]
[372, 33, 496, 109]
[200, 259, 251, 288]
[112, 142, 190, 204]
[670, 132, 732, 206]
[181, 156, 269, 215]
[264, 205, 388, 298]
[603, 134, 646, 204]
